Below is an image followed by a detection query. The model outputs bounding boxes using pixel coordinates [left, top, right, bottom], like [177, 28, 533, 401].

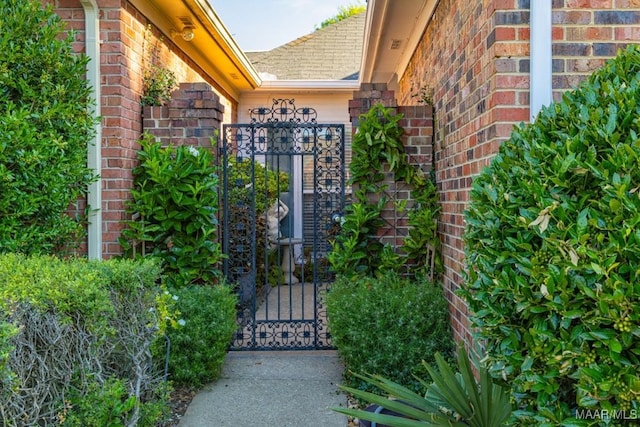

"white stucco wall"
[237, 91, 353, 125]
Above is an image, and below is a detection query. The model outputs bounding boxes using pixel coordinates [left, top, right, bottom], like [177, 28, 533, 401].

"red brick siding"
[143, 82, 224, 150]
[50, 0, 236, 258]
[397, 0, 504, 347]
[348, 83, 399, 125]
[397, 0, 640, 347]
[552, 0, 640, 101]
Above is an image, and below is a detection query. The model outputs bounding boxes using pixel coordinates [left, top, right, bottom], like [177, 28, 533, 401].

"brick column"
[348, 85, 434, 255]
[348, 83, 398, 128]
[143, 82, 224, 149]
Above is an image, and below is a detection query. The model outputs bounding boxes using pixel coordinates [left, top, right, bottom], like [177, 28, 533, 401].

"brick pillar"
[348, 85, 434, 255]
[142, 82, 224, 149]
[349, 83, 398, 128]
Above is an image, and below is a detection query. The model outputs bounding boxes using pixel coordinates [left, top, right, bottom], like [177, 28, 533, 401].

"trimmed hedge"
[161, 284, 237, 387]
[0, 254, 171, 426]
[327, 273, 454, 394]
[461, 45, 640, 423]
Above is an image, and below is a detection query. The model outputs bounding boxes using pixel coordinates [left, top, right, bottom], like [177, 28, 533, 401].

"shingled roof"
[246, 12, 365, 81]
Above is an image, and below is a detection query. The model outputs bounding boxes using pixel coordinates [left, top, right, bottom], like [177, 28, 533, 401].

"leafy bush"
[0, 0, 98, 254]
[0, 321, 18, 416]
[327, 200, 386, 277]
[225, 155, 289, 215]
[141, 65, 177, 106]
[0, 254, 172, 426]
[461, 45, 640, 423]
[327, 273, 454, 394]
[61, 377, 137, 427]
[403, 171, 442, 274]
[162, 284, 237, 387]
[120, 135, 223, 287]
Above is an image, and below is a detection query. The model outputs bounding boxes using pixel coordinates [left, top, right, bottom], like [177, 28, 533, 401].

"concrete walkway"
[178, 350, 348, 427]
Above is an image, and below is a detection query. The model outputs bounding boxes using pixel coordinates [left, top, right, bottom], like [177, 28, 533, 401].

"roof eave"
[129, 0, 262, 101]
[188, 0, 262, 87]
[360, 0, 439, 87]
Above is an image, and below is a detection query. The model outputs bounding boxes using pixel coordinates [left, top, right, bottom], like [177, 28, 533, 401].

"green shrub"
[0, 254, 113, 329]
[327, 273, 454, 394]
[461, 45, 640, 423]
[62, 377, 136, 427]
[120, 135, 223, 287]
[162, 284, 237, 387]
[0, 254, 172, 426]
[62, 376, 168, 427]
[0, 0, 98, 254]
[0, 321, 18, 414]
[327, 200, 386, 277]
[225, 155, 289, 215]
[141, 65, 177, 107]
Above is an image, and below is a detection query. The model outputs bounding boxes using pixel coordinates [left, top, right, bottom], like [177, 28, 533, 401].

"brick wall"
[51, 0, 236, 258]
[396, 0, 640, 347]
[397, 0, 504, 346]
[99, 1, 144, 257]
[143, 82, 224, 149]
[551, 0, 640, 101]
[348, 83, 398, 125]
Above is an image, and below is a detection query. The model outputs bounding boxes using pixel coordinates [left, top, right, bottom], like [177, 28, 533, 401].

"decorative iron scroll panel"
[221, 99, 345, 350]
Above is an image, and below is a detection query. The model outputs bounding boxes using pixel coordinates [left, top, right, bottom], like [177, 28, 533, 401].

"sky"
[209, 0, 362, 52]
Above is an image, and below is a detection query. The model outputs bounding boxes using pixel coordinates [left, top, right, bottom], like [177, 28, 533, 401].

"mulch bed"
[164, 386, 198, 426]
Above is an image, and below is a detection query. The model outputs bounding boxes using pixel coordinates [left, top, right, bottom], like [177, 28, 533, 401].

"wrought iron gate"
[221, 99, 345, 350]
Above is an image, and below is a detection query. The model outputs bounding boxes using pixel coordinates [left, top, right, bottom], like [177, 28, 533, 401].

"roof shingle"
[246, 12, 365, 81]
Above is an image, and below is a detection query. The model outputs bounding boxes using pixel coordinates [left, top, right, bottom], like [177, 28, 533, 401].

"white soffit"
[130, 0, 261, 99]
[361, 0, 439, 86]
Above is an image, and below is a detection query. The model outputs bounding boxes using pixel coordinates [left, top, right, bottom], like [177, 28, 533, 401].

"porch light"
[171, 26, 195, 42]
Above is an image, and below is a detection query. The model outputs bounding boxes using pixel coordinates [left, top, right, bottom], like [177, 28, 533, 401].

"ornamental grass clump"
[461, 45, 640, 423]
[334, 348, 512, 427]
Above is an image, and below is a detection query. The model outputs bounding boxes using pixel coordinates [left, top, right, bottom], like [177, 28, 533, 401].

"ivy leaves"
[350, 105, 405, 184]
[329, 103, 440, 278]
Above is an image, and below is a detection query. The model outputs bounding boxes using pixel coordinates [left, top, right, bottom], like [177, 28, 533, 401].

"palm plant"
[333, 347, 512, 427]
